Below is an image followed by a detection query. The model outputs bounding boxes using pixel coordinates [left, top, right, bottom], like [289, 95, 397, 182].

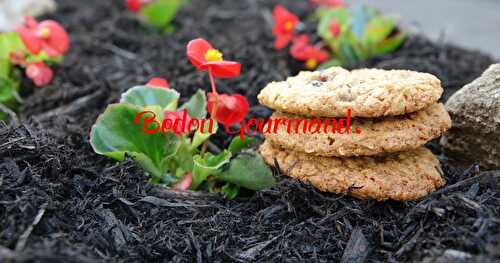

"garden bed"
[1, 0, 499, 262]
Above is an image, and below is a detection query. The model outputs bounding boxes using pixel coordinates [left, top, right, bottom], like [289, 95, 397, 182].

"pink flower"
[16, 17, 69, 57]
[26, 62, 53, 87]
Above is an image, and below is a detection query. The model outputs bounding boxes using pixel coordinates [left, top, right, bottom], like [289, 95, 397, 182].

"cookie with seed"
[263, 103, 451, 157]
[258, 67, 443, 118]
[259, 141, 445, 201]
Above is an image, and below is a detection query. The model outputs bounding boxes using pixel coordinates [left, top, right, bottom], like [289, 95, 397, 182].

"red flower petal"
[126, 0, 142, 12]
[310, 0, 345, 8]
[38, 20, 70, 56]
[207, 93, 249, 126]
[26, 62, 53, 87]
[187, 38, 212, 69]
[23, 16, 38, 28]
[163, 110, 192, 136]
[173, 172, 192, 191]
[290, 35, 329, 64]
[274, 33, 293, 50]
[329, 19, 341, 37]
[16, 17, 69, 57]
[272, 5, 299, 49]
[17, 27, 42, 55]
[147, 77, 170, 88]
[201, 61, 241, 79]
[290, 35, 310, 60]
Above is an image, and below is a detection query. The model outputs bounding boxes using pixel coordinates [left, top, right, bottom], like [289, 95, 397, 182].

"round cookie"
[258, 67, 443, 118]
[264, 103, 451, 157]
[259, 141, 445, 201]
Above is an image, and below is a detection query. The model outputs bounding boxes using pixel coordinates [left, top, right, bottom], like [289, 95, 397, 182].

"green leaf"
[191, 150, 231, 190]
[191, 120, 218, 150]
[0, 77, 21, 106]
[120, 85, 180, 110]
[0, 33, 24, 60]
[217, 152, 276, 191]
[317, 8, 350, 48]
[170, 138, 195, 172]
[363, 16, 398, 47]
[228, 135, 257, 154]
[90, 103, 181, 179]
[221, 183, 240, 199]
[372, 31, 406, 55]
[179, 89, 207, 119]
[318, 58, 342, 69]
[0, 33, 24, 80]
[140, 0, 181, 29]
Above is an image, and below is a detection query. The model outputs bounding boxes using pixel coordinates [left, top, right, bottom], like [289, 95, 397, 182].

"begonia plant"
[271, 3, 405, 69]
[0, 16, 69, 119]
[90, 39, 275, 198]
[126, 0, 186, 33]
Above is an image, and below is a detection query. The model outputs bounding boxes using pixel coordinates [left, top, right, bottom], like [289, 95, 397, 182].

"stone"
[440, 64, 500, 169]
[0, 0, 56, 32]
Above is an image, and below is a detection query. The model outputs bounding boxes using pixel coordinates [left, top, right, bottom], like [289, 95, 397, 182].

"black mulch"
[1, 0, 499, 262]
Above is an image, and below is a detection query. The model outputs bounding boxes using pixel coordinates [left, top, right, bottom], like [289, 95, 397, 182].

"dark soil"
[1, 0, 499, 262]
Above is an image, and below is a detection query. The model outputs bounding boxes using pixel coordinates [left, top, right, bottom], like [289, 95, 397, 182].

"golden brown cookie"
[259, 141, 445, 201]
[258, 67, 443, 118]
[263, 103, 451, 157]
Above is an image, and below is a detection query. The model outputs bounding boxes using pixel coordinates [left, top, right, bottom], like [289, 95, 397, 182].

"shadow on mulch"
[1, 0, 499, 262]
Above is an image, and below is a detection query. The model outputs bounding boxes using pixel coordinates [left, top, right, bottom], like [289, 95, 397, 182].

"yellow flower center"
[305, 58, 318, 70]
[205, 49, 223, 62]
[38, 27, 51, 39]
[284, 21, 294, 32]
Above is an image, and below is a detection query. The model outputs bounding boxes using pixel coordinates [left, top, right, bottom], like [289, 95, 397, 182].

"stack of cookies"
[257, 67, 452, 201]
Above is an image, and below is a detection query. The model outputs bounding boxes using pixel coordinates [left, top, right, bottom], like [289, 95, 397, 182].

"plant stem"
[208, 68, 218, 95]
[201, 69, 219, 157]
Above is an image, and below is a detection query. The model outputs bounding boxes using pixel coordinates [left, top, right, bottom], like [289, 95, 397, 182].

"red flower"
[173, 172, 192, 191]
[272, 5, 299, 49]
[163, 110, 192, 136]
[147, 77, 170, 88]
[207, 93, 249, 126]
[126, 0, 152, 13]
[290, 35, 330, 69]
[310, 0, 345, 8]
[16, 17, 69, 57]
[329, 19, 341, 37]
[187, 38, 241, 79]
[26, 62, 53, 87]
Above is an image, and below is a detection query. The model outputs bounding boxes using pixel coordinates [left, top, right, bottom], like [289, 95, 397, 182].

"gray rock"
[0, 0, 56, 32]
[440, 64, 500, 169]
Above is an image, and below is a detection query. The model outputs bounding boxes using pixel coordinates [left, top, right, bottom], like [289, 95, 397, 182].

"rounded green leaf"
[90, 103, 180, 178]
[120, 85, 180, 110]
[191, 150, 231, 190]
[228, 135, 257, 154]
[217, 152, 276, 191]
[179, 89, 207, 119]
[140, 0, 181, 29]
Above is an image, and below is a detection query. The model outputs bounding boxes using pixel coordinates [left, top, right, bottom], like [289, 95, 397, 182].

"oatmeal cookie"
[258, 67, 443, 118]
[264, 103, 451, 157]
[259, 141, 445, 201]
